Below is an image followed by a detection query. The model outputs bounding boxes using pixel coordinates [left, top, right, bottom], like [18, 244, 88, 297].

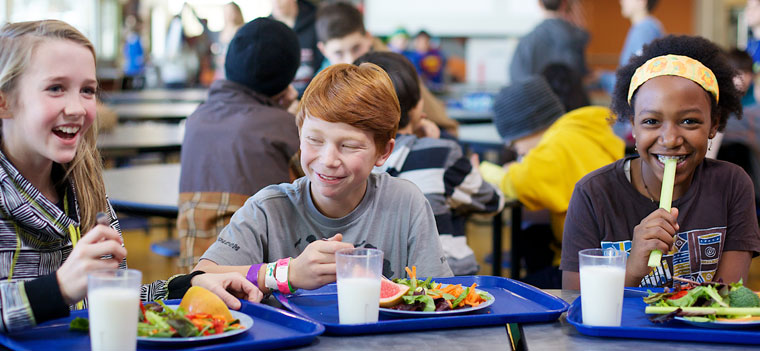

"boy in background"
[194, 63, 453, 291]
[315, 2, 459, 136]
[599, 0, 663, 94]
[410, 30, 446, 93]
[510, 0, 589, 82]
[270, 0, 323, 97]
[177, 18, 301, 271]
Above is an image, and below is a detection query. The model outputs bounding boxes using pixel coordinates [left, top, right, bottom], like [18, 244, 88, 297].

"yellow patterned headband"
[627, 54, 719, 104]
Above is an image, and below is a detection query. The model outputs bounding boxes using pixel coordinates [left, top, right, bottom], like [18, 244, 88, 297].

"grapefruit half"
[179, 286, 234, 320]
[379, 277, 410, 308]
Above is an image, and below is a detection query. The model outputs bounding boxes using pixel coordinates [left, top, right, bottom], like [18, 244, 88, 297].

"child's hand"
[627, 207, 680, 284]
[289, 233, 354, 290]
[190, 272, 264, 309]
[56, 224, 127, 305]
[469, 153, 480, 168]
[415, 119, 440, 139]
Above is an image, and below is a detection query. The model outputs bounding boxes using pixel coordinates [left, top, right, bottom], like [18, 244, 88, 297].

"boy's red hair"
[297, 63, 400, 152]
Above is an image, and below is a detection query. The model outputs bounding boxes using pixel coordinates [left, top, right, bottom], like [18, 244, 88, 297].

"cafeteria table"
[457, 123, 501, 148]
[97, 121, 184, 161]
[103, 163, 180, 256]
[102, 163, 180, 218]
[110, 102, 199, 122]
[446, 107, 494, 124]
[290, 289, 759, 350]
[102, 88, 208, 104]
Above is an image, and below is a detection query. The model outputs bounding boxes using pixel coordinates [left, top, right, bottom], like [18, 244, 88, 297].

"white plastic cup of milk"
[579, 248, 626, 327]
[335, 248, 384, 324]
[87, 269, 142, 351]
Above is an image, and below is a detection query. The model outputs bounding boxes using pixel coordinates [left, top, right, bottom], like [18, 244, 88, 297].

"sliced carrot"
[405, 267, 413, 279]
[412, 266, 417, 279]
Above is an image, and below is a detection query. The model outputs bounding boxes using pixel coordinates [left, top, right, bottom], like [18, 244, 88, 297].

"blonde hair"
[296, 63, 400, 152]
[0, 20, 106, 232]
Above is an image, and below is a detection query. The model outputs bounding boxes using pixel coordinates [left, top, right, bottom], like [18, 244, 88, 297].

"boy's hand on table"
[627, 207, 679, 285]
[289, 233, 354, 290]
[57, 224, 127, 305]
[191, 272, 264, 309]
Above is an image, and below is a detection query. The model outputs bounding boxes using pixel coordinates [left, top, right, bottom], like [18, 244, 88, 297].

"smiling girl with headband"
[560, 35, 760, 289]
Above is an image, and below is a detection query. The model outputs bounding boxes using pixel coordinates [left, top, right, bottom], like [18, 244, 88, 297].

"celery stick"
[648, 157, 677, 267]
[645, 306, 760, 316]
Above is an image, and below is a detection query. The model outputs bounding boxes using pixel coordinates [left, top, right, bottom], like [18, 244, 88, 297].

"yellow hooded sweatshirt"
[481, 106, 624, 262]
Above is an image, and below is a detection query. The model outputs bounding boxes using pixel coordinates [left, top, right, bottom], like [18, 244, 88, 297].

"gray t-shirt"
[201, 172, 453, 279]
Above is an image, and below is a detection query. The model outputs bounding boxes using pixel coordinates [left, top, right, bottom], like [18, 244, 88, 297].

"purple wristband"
[247, 263, 264, 288]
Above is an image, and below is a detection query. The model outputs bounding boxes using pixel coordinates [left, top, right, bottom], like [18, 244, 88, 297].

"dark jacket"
[179, 79, 299, 195]
[509, 18, 590, 82]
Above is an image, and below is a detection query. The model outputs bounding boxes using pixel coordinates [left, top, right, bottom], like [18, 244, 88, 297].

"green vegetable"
[69, 317, 89, 332]
[167, 315, 198, 337]
[401, 294, 436, 311]
[645, 306, 760, 316]
[728, 285, 760, 308]
[144, 310, 170, 331]
[702, 285, 729, 307]
[450, 287, 469, 308]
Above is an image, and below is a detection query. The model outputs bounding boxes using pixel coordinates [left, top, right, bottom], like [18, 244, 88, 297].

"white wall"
[364, 0, 542, 37]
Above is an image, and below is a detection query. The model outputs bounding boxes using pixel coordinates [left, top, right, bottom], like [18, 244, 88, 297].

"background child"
[269, 0, 323, 97]
[355, 52, 504, 275]
[598, 0, 664, 94]
[409, 30, 446, 93]
[561, 35, 760, 289]
[510, 0, 589, 82]
[0, 20, 260, 332]
[314, 2, 459, 136]
[477, 76, 624, 288]
[178, 18, 301, 271]
[194, 63, 453, 294]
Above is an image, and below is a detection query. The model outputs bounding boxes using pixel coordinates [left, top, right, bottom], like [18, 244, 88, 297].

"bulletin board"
[364, 0, 542, 37]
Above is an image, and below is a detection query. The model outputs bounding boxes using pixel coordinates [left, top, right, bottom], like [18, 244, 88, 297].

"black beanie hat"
[493, 76, 566, 144]
[224, 18, 301, 96]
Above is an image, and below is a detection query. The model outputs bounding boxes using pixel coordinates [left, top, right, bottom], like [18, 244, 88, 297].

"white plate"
[136, 304, 253, 344]
[674, 316, 760, 329]
[379, 289, 495, 317]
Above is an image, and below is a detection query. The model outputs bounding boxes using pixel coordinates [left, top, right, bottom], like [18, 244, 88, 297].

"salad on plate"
[379, 266, 493, 313]
[644, 277, 760, 325]
[70, 286, 247, 338]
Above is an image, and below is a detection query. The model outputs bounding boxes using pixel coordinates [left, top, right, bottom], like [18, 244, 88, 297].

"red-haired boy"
[195, 63, 453, 293]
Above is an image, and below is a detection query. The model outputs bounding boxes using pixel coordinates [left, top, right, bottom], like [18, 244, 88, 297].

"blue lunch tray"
[0, 299, 324, 351]
[275, 275, 569, 335]
[567, 289, 760, 345]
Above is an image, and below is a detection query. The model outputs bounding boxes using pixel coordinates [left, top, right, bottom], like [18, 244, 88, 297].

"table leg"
[511, 205, 522, 280]
[492, 209, 503, 277]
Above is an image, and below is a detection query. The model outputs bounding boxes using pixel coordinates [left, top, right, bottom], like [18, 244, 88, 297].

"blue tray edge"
[0, 299, 326, 351]
[566, 294, 760, 345]
[276, 275, 570, 335]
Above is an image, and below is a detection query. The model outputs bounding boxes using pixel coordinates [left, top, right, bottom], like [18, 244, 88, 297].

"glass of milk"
[335, 248, 384, 324]
[579, 248, 626, 327]
[87, 269, 142, 351]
